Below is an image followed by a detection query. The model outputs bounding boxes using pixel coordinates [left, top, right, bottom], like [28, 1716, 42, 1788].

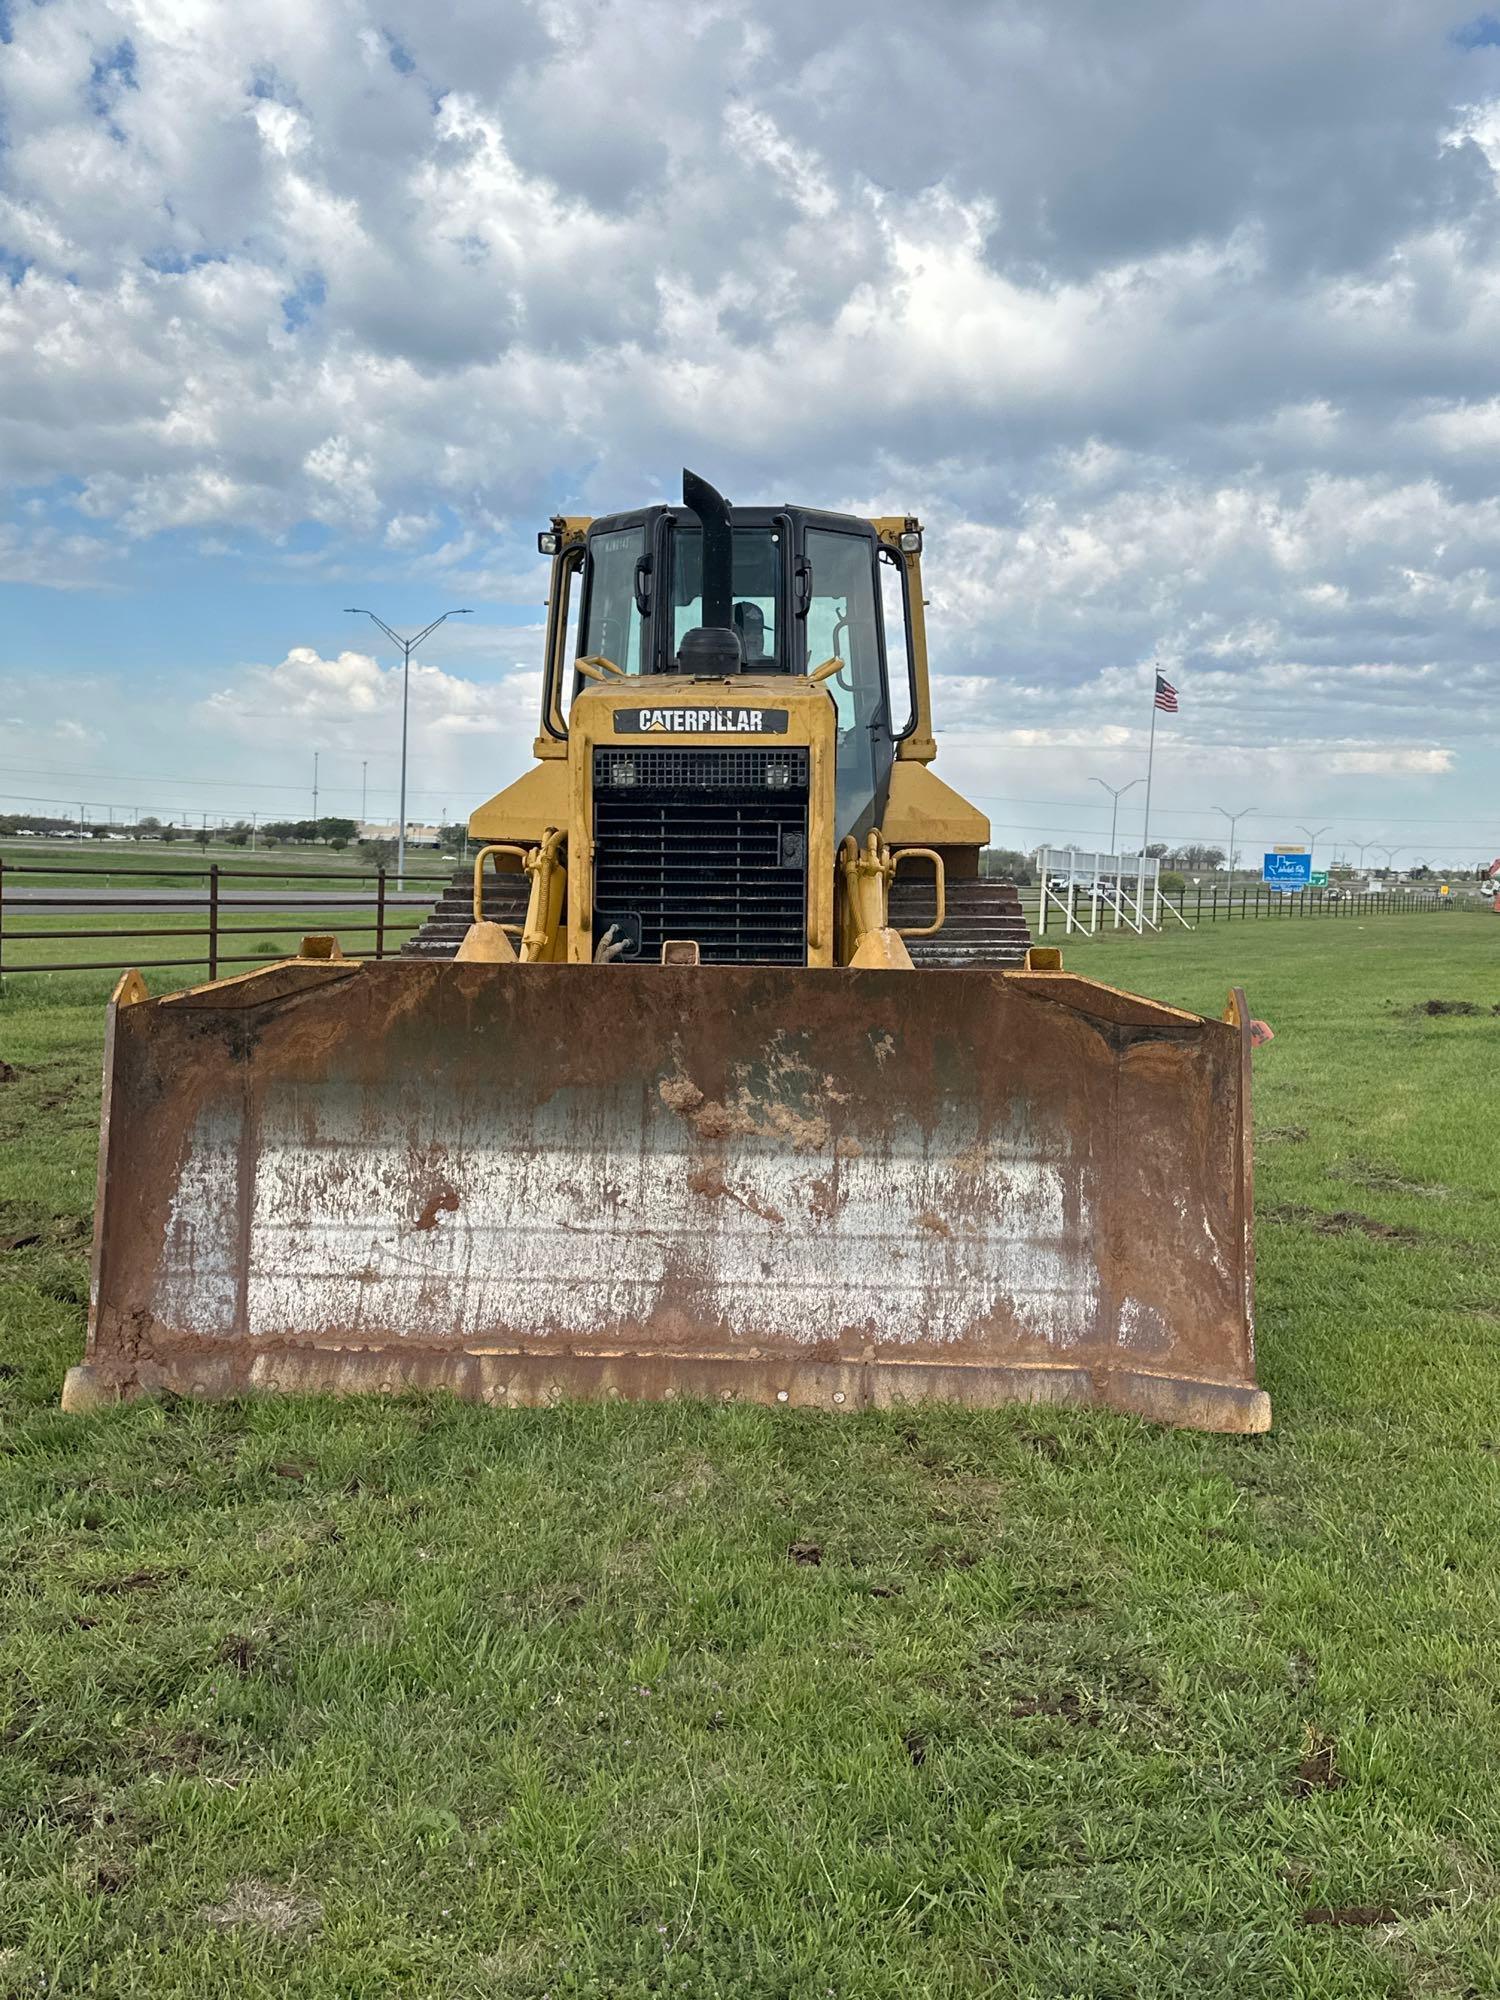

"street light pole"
[1297, 823, 1333, 873]
[1091, 776, 1146, 862]
[1091, 777, 1145, 930]
[346, 606, 472, 884]
[312, 751, 319, 828]
[1213, 804, 1257, 885]
[361, 760, 368, 827]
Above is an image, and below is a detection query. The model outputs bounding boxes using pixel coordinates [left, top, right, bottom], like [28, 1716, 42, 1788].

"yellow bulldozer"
[67, 473, 1267, 1432]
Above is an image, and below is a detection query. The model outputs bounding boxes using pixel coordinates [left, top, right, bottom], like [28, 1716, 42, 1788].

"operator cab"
[538, 473, 920, 845]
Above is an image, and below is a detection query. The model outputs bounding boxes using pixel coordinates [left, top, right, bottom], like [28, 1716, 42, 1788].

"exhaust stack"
[679, 468, 742, 674]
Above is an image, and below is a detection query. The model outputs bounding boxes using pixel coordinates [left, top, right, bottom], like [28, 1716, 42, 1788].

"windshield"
[582, 526, 647, 673]
[669, 526, 780, 669]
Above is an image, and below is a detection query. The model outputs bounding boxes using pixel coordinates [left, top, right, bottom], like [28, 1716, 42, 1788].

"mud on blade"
[74, 960, 1266, 1433]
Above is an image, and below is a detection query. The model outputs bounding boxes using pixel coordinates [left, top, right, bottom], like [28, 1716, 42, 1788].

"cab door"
[574, 508, 662, 680]
[797, 518, 897, 845]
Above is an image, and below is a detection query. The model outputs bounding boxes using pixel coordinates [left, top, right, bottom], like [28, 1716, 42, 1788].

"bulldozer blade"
[68, 960, 1266, 1433]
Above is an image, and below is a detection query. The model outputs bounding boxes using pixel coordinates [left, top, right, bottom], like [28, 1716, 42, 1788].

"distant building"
[357, 821, 441, 848]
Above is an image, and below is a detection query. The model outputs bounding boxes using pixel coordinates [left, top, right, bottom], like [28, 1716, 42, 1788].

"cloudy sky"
[4, 0, 1500, 865]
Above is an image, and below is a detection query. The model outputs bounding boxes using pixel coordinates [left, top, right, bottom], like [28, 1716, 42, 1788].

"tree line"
[0, 814, 471, 857]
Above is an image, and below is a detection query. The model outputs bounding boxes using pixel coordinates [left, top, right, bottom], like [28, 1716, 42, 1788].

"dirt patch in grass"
[1266, 1203, 1425, 1245]
[200, 1879, 322, 1936]
[86, 1859, 133, 1896]
[45, 1790, 131, 1836]
[653, 1454, 715, 1506]
[82, 1567, 178, 1597]
[0, 1056, 99, 1143]
[134, 1727, 220, 1776]
[1410, 998, 1500, 1018]
[1020, 1429, 1065, 1462]
[1291, 1727, 1346, 1795]
[1010, 1692, 1104, 1727]
[787, 1540, 822, 1566]
[1260, 1123, 1309, 1144]
[1337, 1158, 1456, 1199]
[925, 1543, 979, 1570]
[0, 1207, 90, 1253]
[1299, 1903, 1399, 1928]
[216, 1632, 262, 1673]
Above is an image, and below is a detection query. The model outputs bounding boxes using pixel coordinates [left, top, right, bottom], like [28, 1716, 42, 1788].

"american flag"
[1154, 672, 1179, 714]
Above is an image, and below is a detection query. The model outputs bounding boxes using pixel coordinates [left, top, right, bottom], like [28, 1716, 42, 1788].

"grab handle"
[892, 848, 946, 938]
[472, 843, 528, 926]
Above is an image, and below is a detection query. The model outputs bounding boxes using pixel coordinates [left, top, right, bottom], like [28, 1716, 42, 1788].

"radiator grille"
[593, 748, 809, 965]
[596, 747, 808, 790]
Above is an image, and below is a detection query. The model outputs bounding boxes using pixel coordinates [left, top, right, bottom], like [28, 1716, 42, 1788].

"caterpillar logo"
[614, 707, 790, 735]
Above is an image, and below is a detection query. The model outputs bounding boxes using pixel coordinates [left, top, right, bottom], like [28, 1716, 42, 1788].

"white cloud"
[191, 644, 544, 801]
[0, 519, 117, 587]
[201, 645, 526, 736]
[383, 510, 438, 548]
[1, 0, 1499, 851]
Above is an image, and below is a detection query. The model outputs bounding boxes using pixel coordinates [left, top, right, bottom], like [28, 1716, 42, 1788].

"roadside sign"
[1272, 844, 1308, 855]
[1310, 870, 1328, 888]
[1263, 852, 1312, 888]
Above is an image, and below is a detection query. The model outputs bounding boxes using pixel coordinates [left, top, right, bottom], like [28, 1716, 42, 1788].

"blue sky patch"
[1453, 14, 1500, 48]
[88, 36, 138, 114]
[282, 272, 327, 330]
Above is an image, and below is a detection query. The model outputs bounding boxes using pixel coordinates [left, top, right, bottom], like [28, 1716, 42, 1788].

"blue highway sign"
[1263, 851, 1312, 888]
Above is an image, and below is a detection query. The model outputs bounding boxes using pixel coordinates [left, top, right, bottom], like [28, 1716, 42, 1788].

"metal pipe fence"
[0, 857, 454, 980]
[1181, 883, 1451, 922]
[1003, 878, 1454, 931]
[0, 854, 1463, 984]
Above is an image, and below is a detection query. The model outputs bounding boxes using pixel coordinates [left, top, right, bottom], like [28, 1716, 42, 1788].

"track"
[402, 869, 1032, 966]
[886, 875, 1032, 968]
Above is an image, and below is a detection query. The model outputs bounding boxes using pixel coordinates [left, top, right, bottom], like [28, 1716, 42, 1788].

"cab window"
[879, 548, 916, 739]
[545, 547, 584, 730]
[805, 528, 887, 839]
[581, 527, 646, 674]
[670, 527, 780, 668]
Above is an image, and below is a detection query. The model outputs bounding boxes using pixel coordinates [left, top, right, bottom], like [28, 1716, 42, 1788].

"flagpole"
[1136, 665, 1160, 926]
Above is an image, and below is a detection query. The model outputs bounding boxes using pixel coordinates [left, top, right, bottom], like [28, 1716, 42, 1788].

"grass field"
[0, 833, 456, 895]
[0, 833, 455, 994]
[1, 913, 1497, 1997]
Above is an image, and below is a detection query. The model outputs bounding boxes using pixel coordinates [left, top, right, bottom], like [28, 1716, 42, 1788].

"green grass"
[1, 914, 1497, 1997]
[0, 834, 454, 998]
[0, 834, 456, 893]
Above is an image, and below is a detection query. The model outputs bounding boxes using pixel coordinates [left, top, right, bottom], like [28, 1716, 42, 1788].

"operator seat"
[732, 600, 773, 670]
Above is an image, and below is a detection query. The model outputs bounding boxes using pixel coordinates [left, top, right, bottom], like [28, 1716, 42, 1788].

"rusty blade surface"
[77, 961, 1266, 1432]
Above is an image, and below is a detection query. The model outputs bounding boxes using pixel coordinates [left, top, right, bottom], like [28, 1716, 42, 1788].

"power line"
[0, 785, 449, 820]
[0, 760, 382, 795]
[1, 756, 1492, 829]
[960, 792, 1496, 828]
